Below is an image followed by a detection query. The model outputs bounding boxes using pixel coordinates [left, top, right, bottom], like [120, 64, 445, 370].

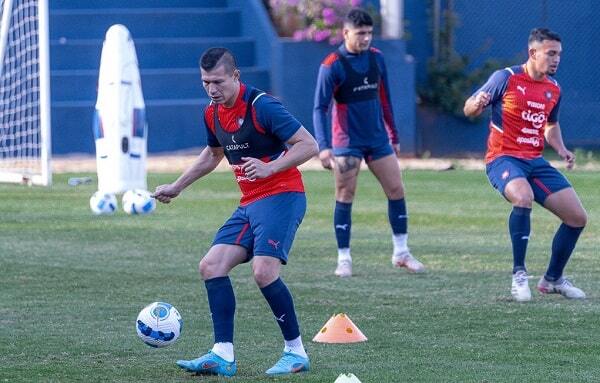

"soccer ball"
[122, 189, 156, 215]
[136, 302, 182, 348]
[89, 191, 117, 214]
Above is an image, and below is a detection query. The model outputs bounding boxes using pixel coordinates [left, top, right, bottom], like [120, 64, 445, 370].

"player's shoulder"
[203, 101, 216, 119]
[321, 51, 340, 67]
[369, 46, 383, 56]
[544, 74, 561, 89]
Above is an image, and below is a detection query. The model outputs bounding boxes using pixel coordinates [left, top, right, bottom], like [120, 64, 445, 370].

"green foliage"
[2, 171, 600, 382]
[418, 4, 504, 118]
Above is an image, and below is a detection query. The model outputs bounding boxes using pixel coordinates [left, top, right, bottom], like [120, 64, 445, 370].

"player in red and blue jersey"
[153, 48, 317, 376]
[313, 8, 424, 278]
[464, 28, 588, 302]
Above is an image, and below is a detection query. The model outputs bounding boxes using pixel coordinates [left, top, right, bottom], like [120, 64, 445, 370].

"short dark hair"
[528, 28, 561, 45]
[200, 47, 237, 74]
[345, 8, 373, 28]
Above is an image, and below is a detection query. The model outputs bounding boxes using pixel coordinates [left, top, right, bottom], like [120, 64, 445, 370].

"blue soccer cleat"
[176, 351, 237, 377]
[265, 352, 310, 375]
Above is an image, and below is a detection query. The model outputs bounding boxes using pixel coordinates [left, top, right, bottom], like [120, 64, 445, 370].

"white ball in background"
[122, 189, 156, 215]
[89, 191, 117, 215]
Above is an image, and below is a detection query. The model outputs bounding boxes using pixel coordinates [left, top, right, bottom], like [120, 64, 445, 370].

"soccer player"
[313, 8, 424, 278]
[464, 28, 588, 302]
[152, 47, 318, 376]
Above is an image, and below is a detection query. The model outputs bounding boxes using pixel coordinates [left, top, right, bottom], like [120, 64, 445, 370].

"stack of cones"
[312, 313, 367, 343]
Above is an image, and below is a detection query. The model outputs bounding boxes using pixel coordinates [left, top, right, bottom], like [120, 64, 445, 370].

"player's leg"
[367, 152, 424, 273]
[487, 156, 533, 301]
[332, 154, 361, 277]
[531, 161, 587, 298]
[248, 193, 310, 375]
[177, 209, 251, 376]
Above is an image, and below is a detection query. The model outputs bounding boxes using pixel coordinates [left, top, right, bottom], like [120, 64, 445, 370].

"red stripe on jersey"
[251, 106, 266, 134]
[235, 223, 250, 244]
[204, 104, 216, 135]
[332, 103, 349, 148]
[322, 52, 339, 67]
[532, 178, 552, 195]
[369, 47, 382, 54]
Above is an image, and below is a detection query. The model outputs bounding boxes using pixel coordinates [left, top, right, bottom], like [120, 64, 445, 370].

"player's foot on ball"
[511, 270, 531, 302]
[537, 276, 586, 299]
[392, 251, 425, 273]
[265, 352, 310, 375]
[176, 351, 237, 377]
[334, 259, 352, 277]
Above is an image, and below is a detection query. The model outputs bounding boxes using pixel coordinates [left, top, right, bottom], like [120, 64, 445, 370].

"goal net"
[0, 0, 51, 186]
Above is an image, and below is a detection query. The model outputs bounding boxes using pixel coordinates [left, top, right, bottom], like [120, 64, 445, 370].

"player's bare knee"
[199, 257, 217, 280]
[511, 194, 534, 208]
[566, 209, 588, 228]
[252, 263, 278, 288]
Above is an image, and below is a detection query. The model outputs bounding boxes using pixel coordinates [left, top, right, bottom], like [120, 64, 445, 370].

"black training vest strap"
[333, 50, 380, 104]
[213, 88, 287, 165]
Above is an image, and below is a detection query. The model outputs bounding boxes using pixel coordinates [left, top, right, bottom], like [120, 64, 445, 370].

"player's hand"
[559, 149, 575, 170]
[241, 156, 273, 180]
[319, 149, 334, 170]
[392, 143, 401, 158]
[151, 184, 181, 204]
[474, 91, 491, 108]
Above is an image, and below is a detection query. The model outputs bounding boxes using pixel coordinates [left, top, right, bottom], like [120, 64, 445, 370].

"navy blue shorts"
[486, 156, 571, 205]
[212, 192, 306, 264]
[333, 142, 394, 162]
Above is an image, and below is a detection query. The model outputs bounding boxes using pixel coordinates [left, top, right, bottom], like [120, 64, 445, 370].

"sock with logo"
[334, 201, 352, 249]
[260, 278, 300, 341]
[509, 206, 531, 273]
[388, 198, 408, 234]
[544, 223, 584, 281]
[204, 276, 235, 343]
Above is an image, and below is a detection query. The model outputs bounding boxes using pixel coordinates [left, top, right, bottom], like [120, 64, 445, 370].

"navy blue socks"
[388, 198, 408, 234]
[260, 278, 300, 341]
[204, 276, 236, 343]
[509, 206, 531, 273]
[545, 223, 584, 281]
[334, 201, 352, 249]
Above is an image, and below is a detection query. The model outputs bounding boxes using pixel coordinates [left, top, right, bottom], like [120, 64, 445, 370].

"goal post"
[0, 0, 51, 186]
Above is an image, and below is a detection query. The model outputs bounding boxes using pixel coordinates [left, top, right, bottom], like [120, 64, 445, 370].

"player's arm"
[242, 127, 318, 180]
[464, 69, 509, 117]
[376, 51, 400, 156]
[152, 146, 224, 203]
[313, 58, 337, 169]
[545, 122, 575, 170]
[463, 91, 492, 117]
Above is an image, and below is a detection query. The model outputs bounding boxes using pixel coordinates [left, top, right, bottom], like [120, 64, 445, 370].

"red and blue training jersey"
[204, 83, 305, 206]
[313, 45, 398, 151]
[474, 64, 561, 163]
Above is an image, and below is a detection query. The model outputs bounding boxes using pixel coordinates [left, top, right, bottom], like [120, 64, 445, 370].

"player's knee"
[567, 209, 588, 228]
[252, 264, 278, 288]
[386, 184, 405, 199]
[511, 194, 534, 208]
[198, 257, 217, 280]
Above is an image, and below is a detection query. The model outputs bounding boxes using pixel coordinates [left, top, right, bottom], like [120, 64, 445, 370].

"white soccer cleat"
[511, 270, 532, 302]
[537, 277, 586, 299]
[334, 259, 352, 278]
[392, 251, 425, 273]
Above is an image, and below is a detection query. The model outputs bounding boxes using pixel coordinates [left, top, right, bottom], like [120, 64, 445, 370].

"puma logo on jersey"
[335, 224, 349, 231]
[517, 85, 526, 95]
[268, 239, 280, 250]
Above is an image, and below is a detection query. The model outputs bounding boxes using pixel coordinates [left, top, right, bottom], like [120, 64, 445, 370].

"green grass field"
[2, 169, 600, 382]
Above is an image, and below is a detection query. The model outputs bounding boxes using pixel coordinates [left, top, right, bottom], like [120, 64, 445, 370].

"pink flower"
[287, 0, 301, 6]
[314, 29, 331, 42]
[322, 7, 336, 26]
[292, 29, 306, 41]
[351, 0, 362, 7]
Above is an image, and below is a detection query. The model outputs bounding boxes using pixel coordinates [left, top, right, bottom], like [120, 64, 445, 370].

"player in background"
[153, 47, 317, 376]
[464, 28, 587, 302]
[313, 8, 424, 278]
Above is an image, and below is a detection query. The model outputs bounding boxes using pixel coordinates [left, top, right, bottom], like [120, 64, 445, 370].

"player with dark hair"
[313, 8, 425, 278]
[464, 28, 587, 302]
[153, 47, 318, 376]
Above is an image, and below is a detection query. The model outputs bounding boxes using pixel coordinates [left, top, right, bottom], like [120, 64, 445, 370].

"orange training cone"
[312, 313, 367, 343]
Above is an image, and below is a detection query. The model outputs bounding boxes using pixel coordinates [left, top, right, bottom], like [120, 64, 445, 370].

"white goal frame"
[0, 0, 51, 186]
